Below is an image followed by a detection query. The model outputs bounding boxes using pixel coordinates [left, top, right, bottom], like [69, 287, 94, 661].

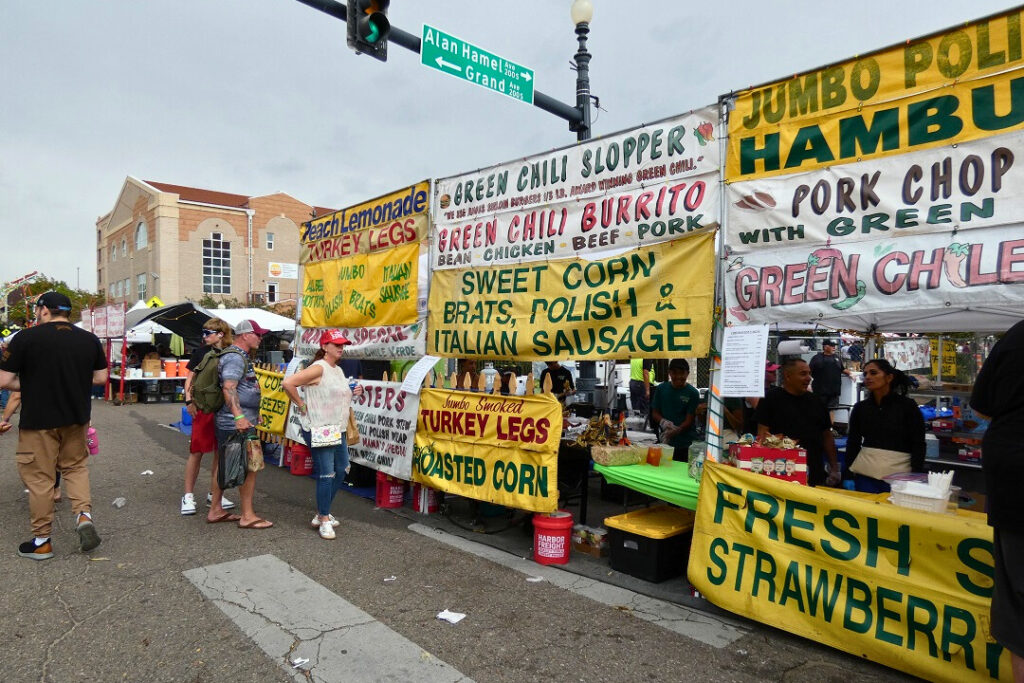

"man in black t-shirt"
[809, 340, 849, 423]
[970, 319, 1024, 674]
[539, 361, 575, 402]
[755, 358, 840, 487]
[0, 292, 108, 560]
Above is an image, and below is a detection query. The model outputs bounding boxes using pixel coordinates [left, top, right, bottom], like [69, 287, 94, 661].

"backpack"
[191, 347, 246, 413]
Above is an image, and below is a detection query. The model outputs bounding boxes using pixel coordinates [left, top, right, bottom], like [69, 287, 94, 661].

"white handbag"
[848, 446, 912, 480]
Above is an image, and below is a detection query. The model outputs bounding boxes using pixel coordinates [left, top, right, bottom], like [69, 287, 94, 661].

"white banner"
[106, 304, 125, 339]
[725, 131, 1024, 255]
[882, 338, 931, 371]
[348, 380, 419, 480]
[724, 223, 1024, 325]
[92, 306, 108, 339]
[292, 322, 426, 361]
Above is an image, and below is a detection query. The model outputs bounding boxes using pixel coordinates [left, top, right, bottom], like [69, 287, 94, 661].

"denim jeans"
[302, 430, 349, 516]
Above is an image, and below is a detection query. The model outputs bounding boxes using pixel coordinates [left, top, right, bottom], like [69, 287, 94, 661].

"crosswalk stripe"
[408, 523, 748, 649]
[184, 554, 473, 683]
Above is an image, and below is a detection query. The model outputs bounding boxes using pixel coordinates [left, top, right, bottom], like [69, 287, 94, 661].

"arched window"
[135, 221, 148, 249]
[110, 245, 116, 262]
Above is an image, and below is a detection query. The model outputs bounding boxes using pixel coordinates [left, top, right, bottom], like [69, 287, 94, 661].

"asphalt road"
[0, 401, 915, 682]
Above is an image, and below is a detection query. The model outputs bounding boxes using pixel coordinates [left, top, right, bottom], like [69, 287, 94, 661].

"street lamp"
[570, 0, 593, 141]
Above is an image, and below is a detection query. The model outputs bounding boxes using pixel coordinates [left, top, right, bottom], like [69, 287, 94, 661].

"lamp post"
[570, 0, 593, 141]
[570, 0, 601, 405]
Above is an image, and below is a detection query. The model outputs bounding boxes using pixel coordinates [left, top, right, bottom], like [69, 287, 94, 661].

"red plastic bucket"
[533, 510, 573, 565]
[375, 471, 405, 508]
[412, 483, 440, 514]
[289, 444, 313, 476]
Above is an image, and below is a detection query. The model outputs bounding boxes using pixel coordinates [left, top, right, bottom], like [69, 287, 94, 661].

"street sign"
[420, 24, 534, 105]
[146, 296, 164, 308]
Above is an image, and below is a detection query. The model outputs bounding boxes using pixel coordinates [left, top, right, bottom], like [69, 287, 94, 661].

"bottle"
[86, 427, 99, 456]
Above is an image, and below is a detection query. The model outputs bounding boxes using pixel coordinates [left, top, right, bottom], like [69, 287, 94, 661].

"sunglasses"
[201, 329, 219, 336]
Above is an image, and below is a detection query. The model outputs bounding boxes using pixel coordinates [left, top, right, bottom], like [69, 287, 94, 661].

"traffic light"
[346, 0, 390, 62]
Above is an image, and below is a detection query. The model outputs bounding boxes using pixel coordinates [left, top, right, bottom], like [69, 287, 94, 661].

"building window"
[267, 282, 278, 303]
[121, 239, 127, 256]
[137, 273, 147, 302]
[114, 281, 121, 298]
[202, 232, 231, 294]
[266, 232, 275, 251]
[110, 245, 116, 262]
[135, 221, 148, 249]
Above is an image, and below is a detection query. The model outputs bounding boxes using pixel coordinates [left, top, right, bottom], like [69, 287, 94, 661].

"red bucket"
[533, 511, 573, 565]
[375, 471, 405, 508]
[289, 444, 313, 476]
[412, 483, 440, 514]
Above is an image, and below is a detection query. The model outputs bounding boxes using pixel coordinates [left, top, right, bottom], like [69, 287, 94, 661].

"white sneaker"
[310, 514, 340, 529]
[180, 493, 197, 516]
[318, 519, 336, 540]
[207, 493, 236, 510]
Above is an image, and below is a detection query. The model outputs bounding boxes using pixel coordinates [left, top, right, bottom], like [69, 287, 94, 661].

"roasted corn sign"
[413, 389, 562, 512]
[300, 182, 429, 353]
[430, 109, 720, 360]
[724, 10, 1024, 326]
[689, 463, 1012, 682]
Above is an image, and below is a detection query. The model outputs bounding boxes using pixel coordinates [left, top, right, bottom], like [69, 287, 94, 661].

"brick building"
[96, 176, 331, 310]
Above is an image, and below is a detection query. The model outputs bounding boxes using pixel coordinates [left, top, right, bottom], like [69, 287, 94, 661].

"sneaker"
[76, 513, 101, 552]
[207, 493, 236, 510]
[318, 519, 336, 540]
[310, 514, 340, 529]
[18, 539, 53, 561]
[180, 493, 197, 516]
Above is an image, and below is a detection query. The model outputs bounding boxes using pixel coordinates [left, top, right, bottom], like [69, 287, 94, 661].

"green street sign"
[421, 24, 534, 105]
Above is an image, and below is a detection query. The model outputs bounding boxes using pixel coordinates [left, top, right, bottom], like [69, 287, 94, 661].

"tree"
[5, 276, 105, 326]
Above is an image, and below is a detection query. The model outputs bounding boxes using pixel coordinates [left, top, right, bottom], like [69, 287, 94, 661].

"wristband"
[233, 414, 245, 421]
[185, 400, 193, 406]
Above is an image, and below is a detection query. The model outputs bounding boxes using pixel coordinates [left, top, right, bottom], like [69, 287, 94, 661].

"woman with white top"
[282, 330, 364, 539]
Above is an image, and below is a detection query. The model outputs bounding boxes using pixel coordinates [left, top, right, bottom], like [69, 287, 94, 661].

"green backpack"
[191, 347, 246, 413]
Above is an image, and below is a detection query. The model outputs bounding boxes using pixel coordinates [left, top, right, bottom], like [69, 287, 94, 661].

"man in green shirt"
[651, 358, 701, 459]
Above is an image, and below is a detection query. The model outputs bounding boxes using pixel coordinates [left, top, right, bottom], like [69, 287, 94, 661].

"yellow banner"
[689, 463, 1011, 682]
[412, 388, 562, 513]
[254, 367, 289, 436]
[301, 241, 420, 328]
[727, 9, 1024, 179]
[426, 231, 715, 360]
[300, 181, 430, 245]
[930, 338, 959, 378]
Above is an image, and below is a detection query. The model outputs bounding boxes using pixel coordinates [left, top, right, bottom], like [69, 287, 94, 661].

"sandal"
[206, 512, 241, 524]
[238, 518, 274, 529]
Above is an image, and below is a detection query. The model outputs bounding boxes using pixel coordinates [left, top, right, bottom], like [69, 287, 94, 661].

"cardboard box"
[571, 540, 608, 558]
[141, 358, 162, 377]
[729, 444, 808, 485]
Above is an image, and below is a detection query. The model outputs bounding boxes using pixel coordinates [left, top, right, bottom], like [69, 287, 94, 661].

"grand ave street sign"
[420, 24, 534, 105]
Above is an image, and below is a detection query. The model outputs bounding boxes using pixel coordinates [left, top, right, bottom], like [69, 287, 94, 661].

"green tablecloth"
[593, 459, 701, 510]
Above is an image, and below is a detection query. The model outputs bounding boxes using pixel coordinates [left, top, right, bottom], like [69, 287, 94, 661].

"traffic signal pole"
[293, 0, 586, 134]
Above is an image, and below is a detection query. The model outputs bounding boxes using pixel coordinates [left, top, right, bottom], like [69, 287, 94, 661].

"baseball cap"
[35, 291, 73, 311]
[668, 358, 689, 372]
[765, 361, 781, 371]
[233, 319, 269, 336]
[320, 329, 352, 347]
[822, 339, 837, 347]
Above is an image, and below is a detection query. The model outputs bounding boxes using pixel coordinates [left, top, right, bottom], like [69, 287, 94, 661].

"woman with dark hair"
[846, 358, 926, 493]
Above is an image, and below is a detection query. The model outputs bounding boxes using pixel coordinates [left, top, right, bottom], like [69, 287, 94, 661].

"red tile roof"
[145, 181, 251, 208]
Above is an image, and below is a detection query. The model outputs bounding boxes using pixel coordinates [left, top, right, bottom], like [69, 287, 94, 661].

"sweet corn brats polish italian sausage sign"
[428, 232, 715, 360]
[413, 389, 562, 513]
[300, 182, 429, 330]
[689, 463, 1012, 683]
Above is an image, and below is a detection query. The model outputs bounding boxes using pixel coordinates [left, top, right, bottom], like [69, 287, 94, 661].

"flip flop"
[206, 512, 241, 524]
[238, 518, 274, 530]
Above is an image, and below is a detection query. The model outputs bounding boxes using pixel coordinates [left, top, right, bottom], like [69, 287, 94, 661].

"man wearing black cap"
[0, 292, 107, 560]
[809, 339, 849, 424]
[651, 358, 701, 459]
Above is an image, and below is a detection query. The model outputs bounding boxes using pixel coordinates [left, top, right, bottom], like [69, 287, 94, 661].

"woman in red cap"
[283, 330, 364, 539]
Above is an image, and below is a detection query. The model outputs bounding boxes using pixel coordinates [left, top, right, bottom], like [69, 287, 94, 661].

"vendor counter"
[108, 375, 185, 403]
[593, 458, 700, 511]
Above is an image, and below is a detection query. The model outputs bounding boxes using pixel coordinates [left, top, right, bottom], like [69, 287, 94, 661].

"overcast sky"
[0, 0, 1013, 291]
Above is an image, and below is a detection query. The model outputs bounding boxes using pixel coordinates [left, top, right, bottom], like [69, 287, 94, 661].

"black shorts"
[992, 527, 1024, 657]
[815, 393, 840, 410]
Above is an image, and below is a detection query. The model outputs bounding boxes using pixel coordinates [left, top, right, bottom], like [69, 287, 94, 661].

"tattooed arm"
[222, 379, 252, 431]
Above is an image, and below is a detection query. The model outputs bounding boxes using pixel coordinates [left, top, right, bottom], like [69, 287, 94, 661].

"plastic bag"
[218, 430, 248, 490]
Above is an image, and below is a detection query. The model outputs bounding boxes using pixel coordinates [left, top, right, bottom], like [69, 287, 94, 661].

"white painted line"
[408, 523, 748, 649]
[184, 554, 473, 683]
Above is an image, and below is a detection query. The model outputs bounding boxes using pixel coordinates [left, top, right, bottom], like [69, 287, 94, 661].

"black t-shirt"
[809, 352, 843, 395]
[0, 321, 107, 430]
[970, 319, 1024, 529]
[185, 345, 213, 372]
[540, 365, 574, 396]
[754, 386, 831, 485]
